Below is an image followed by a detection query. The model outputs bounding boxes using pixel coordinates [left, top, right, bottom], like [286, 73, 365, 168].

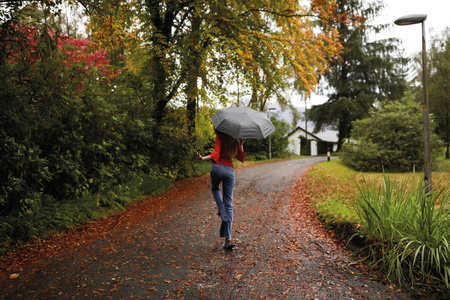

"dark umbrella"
[211, 107, 276, 139]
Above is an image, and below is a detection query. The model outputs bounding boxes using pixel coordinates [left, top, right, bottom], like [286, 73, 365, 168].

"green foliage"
[342, 100, 442, 172]
[428, 28, 450, 159]
[0, 17, 178, 243]
[305, 158, 450, 290]
[299, 136, 311, 156]
[309, 0, 408, 149]
[0, 194, 99, 243]
[85, 0, 346, 133]
[353, 173, 450, 289]
[244, 116, 291, 159]
[193, 106, 217, 154]
[153, 108, 197, 180]
[436, 156, 450, 172]
[194, 161, 213, 176]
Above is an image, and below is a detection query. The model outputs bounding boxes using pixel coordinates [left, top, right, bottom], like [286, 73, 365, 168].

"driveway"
[0, 158, 420, 299]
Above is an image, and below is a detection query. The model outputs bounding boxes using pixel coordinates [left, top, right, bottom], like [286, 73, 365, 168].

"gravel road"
[1, 157, 422, 299]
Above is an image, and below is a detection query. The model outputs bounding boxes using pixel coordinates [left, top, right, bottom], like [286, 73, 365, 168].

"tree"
[82, 0, 346, 132]
[308, 0, 408, 151]
[428, 28, 450, 159]
[342, 99, 442, 172]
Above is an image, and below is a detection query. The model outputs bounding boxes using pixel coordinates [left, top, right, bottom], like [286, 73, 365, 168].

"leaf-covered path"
[1, 158, 420, 299]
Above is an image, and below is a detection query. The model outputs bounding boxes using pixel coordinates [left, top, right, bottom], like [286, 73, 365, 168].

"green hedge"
[0, 21, 193, 244]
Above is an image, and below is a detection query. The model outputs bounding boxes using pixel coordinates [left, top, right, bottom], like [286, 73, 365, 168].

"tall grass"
[354, 172, 450, 288]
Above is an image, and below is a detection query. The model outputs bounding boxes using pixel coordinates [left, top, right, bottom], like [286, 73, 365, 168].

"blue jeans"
[210, 164, 235, 239]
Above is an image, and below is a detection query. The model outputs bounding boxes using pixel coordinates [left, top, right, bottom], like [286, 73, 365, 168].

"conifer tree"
[308, 0, 407, 150]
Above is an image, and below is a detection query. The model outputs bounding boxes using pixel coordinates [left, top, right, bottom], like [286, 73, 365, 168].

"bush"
[342, 100, 442, 172]
[152, 108, 197, 180]
[0, 21, 177, 243]
[244, 117, 290, 158]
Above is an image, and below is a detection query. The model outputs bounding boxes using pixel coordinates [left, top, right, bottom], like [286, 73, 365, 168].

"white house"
[263, 103, 339, 155]
[287, 126, 338, 156]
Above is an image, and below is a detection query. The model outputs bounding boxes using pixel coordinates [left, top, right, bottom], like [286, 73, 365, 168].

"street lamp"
[268, 108, 276, 159]
[395, 14, 432, 194]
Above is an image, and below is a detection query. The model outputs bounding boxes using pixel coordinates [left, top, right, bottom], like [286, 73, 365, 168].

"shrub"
[244, 117, 290, 158]
[152, 107, 197, 180]
[0, 21, 176, 243]
[342, 100, 442, 172]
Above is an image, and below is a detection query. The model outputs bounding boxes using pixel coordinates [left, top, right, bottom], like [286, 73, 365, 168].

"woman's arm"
[238, 139, 244, 151]
[196, 151, 212, 161]
[236, 139, 246, 162]
[209, 135, 221, 163]
[196, 136, 221, 162]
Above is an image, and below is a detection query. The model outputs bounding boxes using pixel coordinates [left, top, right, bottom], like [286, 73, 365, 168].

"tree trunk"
[185, 16, 205, 140]
[249, 67, 260, 110]
[337, 112, 349, 151]
[147, 0, 175, 124]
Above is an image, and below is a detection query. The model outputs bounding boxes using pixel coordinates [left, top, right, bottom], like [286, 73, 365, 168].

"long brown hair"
[216, 130, 239, 158]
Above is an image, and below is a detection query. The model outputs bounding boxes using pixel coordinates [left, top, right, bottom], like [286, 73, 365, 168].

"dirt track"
[0, 158, 422, 299]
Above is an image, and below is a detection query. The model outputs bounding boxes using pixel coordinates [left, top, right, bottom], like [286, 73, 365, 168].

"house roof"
[264, 103, 339, 143]
[286, 126, 324, 141]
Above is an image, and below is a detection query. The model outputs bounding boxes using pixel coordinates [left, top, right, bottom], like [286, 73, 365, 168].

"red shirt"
[210, 135, 245, 168]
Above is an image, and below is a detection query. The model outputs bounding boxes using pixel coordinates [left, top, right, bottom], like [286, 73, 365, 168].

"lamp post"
[395, 14, 432, 194]
[268, 108, 276, 159]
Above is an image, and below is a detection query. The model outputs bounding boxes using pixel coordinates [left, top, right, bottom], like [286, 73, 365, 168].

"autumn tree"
[205, 0, 345, 113]
[308, 0, 408, 150]
[81, 0, 345, 134]
[428, 28, 450, 159]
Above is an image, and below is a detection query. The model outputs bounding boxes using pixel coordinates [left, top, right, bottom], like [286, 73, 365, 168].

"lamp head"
[395, 14, 427, 26]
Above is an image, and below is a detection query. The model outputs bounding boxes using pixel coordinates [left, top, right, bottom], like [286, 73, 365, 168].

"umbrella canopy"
[211, 107, 276, 139]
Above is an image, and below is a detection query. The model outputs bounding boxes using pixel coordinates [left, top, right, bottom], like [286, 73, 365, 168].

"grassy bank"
[304, 158, 450, 293]
[305, 158, 450, 229]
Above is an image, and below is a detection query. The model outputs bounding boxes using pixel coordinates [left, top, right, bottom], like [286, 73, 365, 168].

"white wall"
[287, 130, 303, 155]
[288, 128, 336, 156]
[310, 141, 318, 156]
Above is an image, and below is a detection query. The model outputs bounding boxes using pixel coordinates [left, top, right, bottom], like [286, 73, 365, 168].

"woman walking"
[196, 130, 245, 250]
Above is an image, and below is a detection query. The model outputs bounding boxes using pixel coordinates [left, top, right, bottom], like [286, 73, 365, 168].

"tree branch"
[240, 8, 315, 19]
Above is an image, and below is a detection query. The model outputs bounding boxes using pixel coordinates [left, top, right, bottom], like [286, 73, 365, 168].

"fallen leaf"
[9, 273, 19, 279]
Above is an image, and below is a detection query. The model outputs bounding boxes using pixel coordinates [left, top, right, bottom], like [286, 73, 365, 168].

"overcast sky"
[376, 0, 450, 57]
[300, 0, 450, 107]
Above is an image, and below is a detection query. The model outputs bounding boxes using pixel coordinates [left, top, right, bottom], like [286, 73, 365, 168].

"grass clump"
[353, 172, 450, 289]
[305, 158, 450, 291]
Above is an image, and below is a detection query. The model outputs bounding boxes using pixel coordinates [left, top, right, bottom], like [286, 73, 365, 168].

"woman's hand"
[195, 150, 202, 160]
[238, 139, 244, 151]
